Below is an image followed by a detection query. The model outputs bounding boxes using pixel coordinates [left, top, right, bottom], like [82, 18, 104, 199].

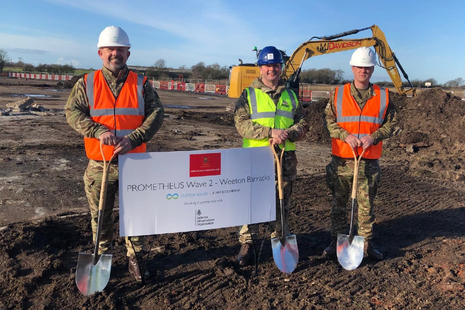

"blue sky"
[1, 0, 464, 84]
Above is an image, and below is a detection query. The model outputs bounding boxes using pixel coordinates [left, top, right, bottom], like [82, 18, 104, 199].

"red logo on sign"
[189, 153, 221, 177]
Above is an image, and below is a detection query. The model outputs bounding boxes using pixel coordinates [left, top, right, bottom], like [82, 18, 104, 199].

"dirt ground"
[1, 77, 465, 310]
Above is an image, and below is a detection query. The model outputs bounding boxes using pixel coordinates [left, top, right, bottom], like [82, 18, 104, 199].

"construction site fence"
[7, 72, 335, 101]
[8, 72, 74, 81]
[149, 80, 228, 95]
[299, 83, 332, 102]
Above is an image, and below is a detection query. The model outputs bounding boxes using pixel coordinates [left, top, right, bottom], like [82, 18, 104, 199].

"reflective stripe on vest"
[331, 83, 389, 159]
[243, 87, 298, 151]
[248, 88, 297, 121]
[335, 85, 387, 125]
[83, 70, 147, 161]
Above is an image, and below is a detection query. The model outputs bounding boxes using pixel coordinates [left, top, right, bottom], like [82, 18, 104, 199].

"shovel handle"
[98, 142, 116, 212]
[271, 142, 285, 200]
[93, 142, 116, 263]
[271, 141, 286, 241]
[348, 148, 366, 241]
[350, 148, 366, 200]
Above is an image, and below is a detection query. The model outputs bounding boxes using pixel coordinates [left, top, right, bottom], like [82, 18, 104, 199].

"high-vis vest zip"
[243, 87, 298, 151]
[332, 83, 389, 159]
[84, 70, 146, 160]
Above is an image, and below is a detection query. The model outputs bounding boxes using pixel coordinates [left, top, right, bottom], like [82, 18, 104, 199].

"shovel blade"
[336, 234, 364, 270]
[76, 253, 112, 296]
[271, 235, 299, 274]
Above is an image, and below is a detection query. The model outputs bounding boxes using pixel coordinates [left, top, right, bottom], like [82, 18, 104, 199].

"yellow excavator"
[227, 25, 416, 99]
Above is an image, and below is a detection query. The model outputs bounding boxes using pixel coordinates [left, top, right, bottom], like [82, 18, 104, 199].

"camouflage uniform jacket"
[65, 66, 164, 153]
[324, 81, 397, 146]
[234, 77, 308, 142]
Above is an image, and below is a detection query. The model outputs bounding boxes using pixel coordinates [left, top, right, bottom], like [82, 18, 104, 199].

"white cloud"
[45, 0, 260, 66]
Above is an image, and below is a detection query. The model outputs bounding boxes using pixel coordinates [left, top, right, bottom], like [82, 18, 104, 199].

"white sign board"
[119, 147, 275, 236]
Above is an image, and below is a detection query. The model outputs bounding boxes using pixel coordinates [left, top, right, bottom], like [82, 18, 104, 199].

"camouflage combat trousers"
[84, 159, 144, 257]
[239, 150, 297, 244]
[325, 156, 381, 240]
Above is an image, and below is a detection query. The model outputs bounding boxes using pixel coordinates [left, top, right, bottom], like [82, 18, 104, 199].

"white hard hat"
[349, 47, 376, 67]
[97, 26, 131, 48]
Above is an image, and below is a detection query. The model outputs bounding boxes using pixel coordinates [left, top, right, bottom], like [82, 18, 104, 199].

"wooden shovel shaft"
[350, 148, 365, 200]
[350, 148, 366, 200]
[348, 148, 366, 239]
[271, 142, 285, 238]
[271, 143, 285, 200]
[93, 143, 116, 265]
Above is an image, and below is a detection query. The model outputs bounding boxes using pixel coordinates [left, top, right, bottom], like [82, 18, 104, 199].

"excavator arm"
[283, 25, 416, 96]
[227, 25, 415, 99]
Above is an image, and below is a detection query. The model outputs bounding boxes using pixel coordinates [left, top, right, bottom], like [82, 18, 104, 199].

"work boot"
[322, 238, 337, 257]
[128, 256, 150, 282]
[237, 243, 253, 266]
[365, 242, 383, 260]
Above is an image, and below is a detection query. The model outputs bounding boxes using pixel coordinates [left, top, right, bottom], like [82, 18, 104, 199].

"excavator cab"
[227, 64, 260, 99]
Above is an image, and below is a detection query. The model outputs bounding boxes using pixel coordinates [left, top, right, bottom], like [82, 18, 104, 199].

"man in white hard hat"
[65, 26, 164, 282]
[322, 47, 397, 261]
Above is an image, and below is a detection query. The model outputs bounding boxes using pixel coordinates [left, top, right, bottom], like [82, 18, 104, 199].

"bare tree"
[0, 49, 10, 73]
[444, 77, 464, 88]
[154, 59, 167, 77]
[191, 62, 205, 80]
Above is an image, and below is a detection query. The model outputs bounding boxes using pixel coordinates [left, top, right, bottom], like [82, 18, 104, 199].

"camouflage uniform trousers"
[84, 159, 145, 257]
[325, 156, 381, 241]
[239, 150, 297, 244]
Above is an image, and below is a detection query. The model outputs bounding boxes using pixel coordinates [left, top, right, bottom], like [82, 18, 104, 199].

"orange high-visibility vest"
[84, 70, 146, 161]
[331, 83, 389, 159]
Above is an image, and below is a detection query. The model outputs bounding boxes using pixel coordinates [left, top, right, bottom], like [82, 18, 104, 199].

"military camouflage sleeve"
[64, 77, 109, 138]
[324, 93, 351, 141]
[234, 90, 271, 139]
[285, 103, 309, 142]
[126, 80, 164, 148]
[370, 99, 397, 144]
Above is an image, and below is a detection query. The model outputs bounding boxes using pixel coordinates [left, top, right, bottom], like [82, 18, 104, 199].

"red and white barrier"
[7, 72, 230, 98]
[8, 72, 74, 81]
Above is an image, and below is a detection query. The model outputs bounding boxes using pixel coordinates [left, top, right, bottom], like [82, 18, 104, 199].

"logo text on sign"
[189, 153, 221, 177]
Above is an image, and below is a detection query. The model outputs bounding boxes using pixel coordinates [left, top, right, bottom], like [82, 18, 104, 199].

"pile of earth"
[59, 74, 84, 89]
[304, 88, 465, 181]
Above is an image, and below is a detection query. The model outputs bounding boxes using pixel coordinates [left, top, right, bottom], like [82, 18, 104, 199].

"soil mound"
[304, 99, 330, 143]
[391, 89, 465, 149]
[60, 74, 84, 89]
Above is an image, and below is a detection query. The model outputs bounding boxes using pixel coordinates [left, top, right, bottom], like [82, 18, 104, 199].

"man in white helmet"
[65, 26, 164, 282]
[322, 47, 397, 261]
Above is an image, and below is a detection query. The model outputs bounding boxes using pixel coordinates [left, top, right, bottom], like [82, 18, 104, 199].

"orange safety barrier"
[175, 82, 186, 91]
[195, 83, 205, 93]
[8, 72, 75, 81]
[300, 89, 312, 102]
[159, 81, 169, 90]
[215, 85, 227, 95]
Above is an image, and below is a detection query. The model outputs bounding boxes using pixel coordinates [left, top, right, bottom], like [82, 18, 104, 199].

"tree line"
[145, 59, 230, 82]
[1, 49, 463, 88]
[1, 50, 76, 74]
